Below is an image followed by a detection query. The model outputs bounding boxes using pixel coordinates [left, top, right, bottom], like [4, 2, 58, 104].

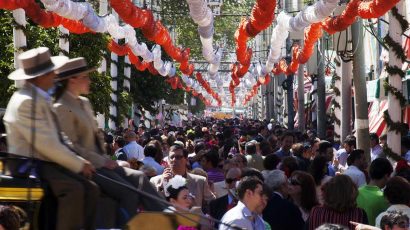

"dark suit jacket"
[209, 194, 229, 221]
[262, 192, 305, 230]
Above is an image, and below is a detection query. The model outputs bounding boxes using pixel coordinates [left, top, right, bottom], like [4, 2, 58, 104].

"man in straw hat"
[3, 47, 99, 230]
[52, 57, 167, 226]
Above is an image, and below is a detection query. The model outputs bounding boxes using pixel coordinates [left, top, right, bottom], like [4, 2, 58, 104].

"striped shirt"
[307, 206, 368, 230]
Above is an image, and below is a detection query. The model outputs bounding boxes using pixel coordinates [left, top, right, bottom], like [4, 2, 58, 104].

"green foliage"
[0, 11, 15, 108]
[68, 32, 110, 67]
[117, 91, 132, 122]
[187, 94, 205, 115]
[130, 69, 184, 114]
[87, 71, 112, 115]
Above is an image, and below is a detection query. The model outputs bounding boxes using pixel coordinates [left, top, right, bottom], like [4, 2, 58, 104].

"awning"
[368, 100, 387, 136]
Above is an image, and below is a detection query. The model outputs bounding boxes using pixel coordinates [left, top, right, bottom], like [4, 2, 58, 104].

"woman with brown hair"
[307, 175, 368, 230]
[288, 171, 319, 221]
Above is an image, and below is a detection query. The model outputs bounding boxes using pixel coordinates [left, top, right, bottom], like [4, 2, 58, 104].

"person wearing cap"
[52, 57, 167, 226]
[3, 47, 98, 230]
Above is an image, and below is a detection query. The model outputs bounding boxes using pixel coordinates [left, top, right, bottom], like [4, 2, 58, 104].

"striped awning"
[368, 100, 387, 136]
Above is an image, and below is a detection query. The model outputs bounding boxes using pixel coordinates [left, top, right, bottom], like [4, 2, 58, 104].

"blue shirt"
[123, 141, 144, 161]
[219, 201, 265, 230]
[142, 156, 164, 175]
[274, 148, 292, 159]
[327, 163, 336, 177]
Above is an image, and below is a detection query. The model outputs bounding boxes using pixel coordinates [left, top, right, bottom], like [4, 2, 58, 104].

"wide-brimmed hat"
[8, 47, 68, 80]
[54, 57, 96, 81]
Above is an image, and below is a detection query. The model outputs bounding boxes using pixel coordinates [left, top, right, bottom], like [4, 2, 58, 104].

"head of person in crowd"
[241, 168, 264, 182]
[322, 175, 358, 212]
[245, 141, 257, 155]
[167, 133, 176, 146]
[148, 140, 164, 163]
[237, 176, 265, 213]
[265, 169, 288, 197]
[200, 149, 220, 171]
[168, 144, 188, 176]
[343, 135, 356, 154]
[144, 144, 158, 159]
[185, 139, 195, 154]
[288, 171, 319, 213]
[317, 140, 334, 162]
[292, 143, 304, 158]
[369, 133, 380, 148]
[176, 130, 186, 143]
[280, 131, 295, 152]
[224, 167, 242, 198]
[309, 137, 321, 156]
[211, 124, 218, 133]
[267, 134, 278, 151]
[315, 223, 348, 230]
[105, 133, 114, 156]
[0, 205, 24, 230]
[165, 175, 192, 211]
[186, 130, 195, 141]
[258, 125, 269, 138]
[124, 130, 139, 144]
[138, 124, 146, 136]
[259, 140, 273, 156]
[384, 176, 410, 207]
[263, 154, 280, 172]
[113, 135, 126, 152]
[279, 156, 299, 178]
[380, 134, 387, 147]
[369, 158, 393, 188]
[310, 156, 330, 185]
[230, 154, 247, 169]
[380, 211, 409, 230]
[347, 149, 367, 171]
[238, 136, 247, 155]
[254, 184, 270, 215]
[161, 136, 170, 157]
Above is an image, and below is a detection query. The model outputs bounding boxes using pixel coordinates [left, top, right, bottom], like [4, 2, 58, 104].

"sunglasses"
[288, 177, 301, 186]
[225, 178, 239, 184]
[169, 155, 184, 160]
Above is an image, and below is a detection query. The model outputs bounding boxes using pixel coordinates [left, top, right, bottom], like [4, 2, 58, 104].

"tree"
[130, 69, 184, 114]
[0, 10, 112, 115]
[0, 11, 15, 108]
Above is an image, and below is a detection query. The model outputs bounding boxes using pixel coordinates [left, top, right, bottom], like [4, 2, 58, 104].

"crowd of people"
[1, 47, 410, 230]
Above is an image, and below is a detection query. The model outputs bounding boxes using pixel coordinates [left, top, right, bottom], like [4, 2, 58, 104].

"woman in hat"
[52, 57, 167, 227]
[3, 48, 98, 230]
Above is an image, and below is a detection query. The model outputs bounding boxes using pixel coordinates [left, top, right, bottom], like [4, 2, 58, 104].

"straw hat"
[54, 57, 96, 81]
[8, 47, 68, 80]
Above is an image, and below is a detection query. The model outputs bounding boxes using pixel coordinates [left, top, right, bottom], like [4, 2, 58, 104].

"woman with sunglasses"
[288, 171, 319, 222]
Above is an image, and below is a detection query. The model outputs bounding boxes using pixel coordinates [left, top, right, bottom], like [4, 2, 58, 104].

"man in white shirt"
[219, 176, 266, 230]
[335, 135, 356, 171]
[123, 130, 144, 161]
[370, 133, 383, 161]
[343, 149, 367, 187]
